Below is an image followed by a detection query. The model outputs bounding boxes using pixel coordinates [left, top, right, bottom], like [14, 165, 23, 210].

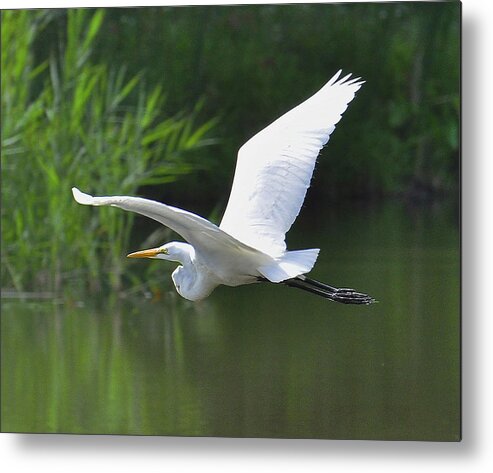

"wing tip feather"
[328, 69, 343, 86]
[72, 187, 95, 205]
[326, 70, 365, 92]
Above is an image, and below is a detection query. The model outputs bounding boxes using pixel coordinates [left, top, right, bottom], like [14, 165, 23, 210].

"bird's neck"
[168, 242, 194, 266]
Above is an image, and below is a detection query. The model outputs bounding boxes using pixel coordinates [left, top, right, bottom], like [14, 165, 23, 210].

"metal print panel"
[1, 1, 460, 440]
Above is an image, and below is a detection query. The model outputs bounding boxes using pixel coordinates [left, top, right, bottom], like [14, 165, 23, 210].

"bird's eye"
[160, 248, 168, 255]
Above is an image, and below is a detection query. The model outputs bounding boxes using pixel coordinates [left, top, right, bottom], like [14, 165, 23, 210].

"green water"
[1, 201, 460, 440]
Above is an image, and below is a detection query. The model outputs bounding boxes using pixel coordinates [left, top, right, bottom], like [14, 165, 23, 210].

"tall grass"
[1, 10, 216, 294]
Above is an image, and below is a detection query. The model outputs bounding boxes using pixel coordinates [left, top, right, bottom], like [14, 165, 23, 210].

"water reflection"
[1, 200, 460, 440]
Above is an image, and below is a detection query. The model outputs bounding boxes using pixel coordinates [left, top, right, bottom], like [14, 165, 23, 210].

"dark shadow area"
[460, 13, 479, 453]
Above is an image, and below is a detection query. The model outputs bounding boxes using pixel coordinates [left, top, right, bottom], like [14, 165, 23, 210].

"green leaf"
[82, 9, 105, 52]
[111, 73, 141, 109]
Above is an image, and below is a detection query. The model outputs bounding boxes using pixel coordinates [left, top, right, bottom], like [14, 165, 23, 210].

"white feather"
[219, 71, 364, 256]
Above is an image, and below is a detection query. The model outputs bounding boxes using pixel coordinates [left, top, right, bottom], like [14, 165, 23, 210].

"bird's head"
[127, 241, 192, 263]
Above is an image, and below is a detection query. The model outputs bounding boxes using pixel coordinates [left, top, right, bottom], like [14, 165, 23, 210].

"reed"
[1, 10, 216, 294]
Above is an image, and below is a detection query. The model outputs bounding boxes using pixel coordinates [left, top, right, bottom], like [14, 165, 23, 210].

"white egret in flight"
[73, 70, 375, 304]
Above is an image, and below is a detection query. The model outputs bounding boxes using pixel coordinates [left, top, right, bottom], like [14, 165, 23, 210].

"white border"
[2, 1, 493, 472]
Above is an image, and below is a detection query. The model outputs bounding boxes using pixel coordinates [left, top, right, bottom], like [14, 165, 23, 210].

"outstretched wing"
[72, 188, 260, 263]
[219, 70, 364, 256]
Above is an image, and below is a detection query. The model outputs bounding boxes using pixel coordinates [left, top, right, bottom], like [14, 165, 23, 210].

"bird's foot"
[330, 287, 376, 305]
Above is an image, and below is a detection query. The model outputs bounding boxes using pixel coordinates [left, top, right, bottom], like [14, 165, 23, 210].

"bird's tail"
[282, 275, 376, 305]
[258, 249, 320, 283]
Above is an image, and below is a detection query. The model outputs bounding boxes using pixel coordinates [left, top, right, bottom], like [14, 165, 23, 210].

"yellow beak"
[127, 247, 161, 259]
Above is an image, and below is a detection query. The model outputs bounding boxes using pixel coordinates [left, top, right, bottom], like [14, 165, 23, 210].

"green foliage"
[1, 9, 215, 293]
[89, 3, 459, 202]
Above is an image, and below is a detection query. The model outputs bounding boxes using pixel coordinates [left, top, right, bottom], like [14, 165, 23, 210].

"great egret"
[73, 70, 375, 304]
